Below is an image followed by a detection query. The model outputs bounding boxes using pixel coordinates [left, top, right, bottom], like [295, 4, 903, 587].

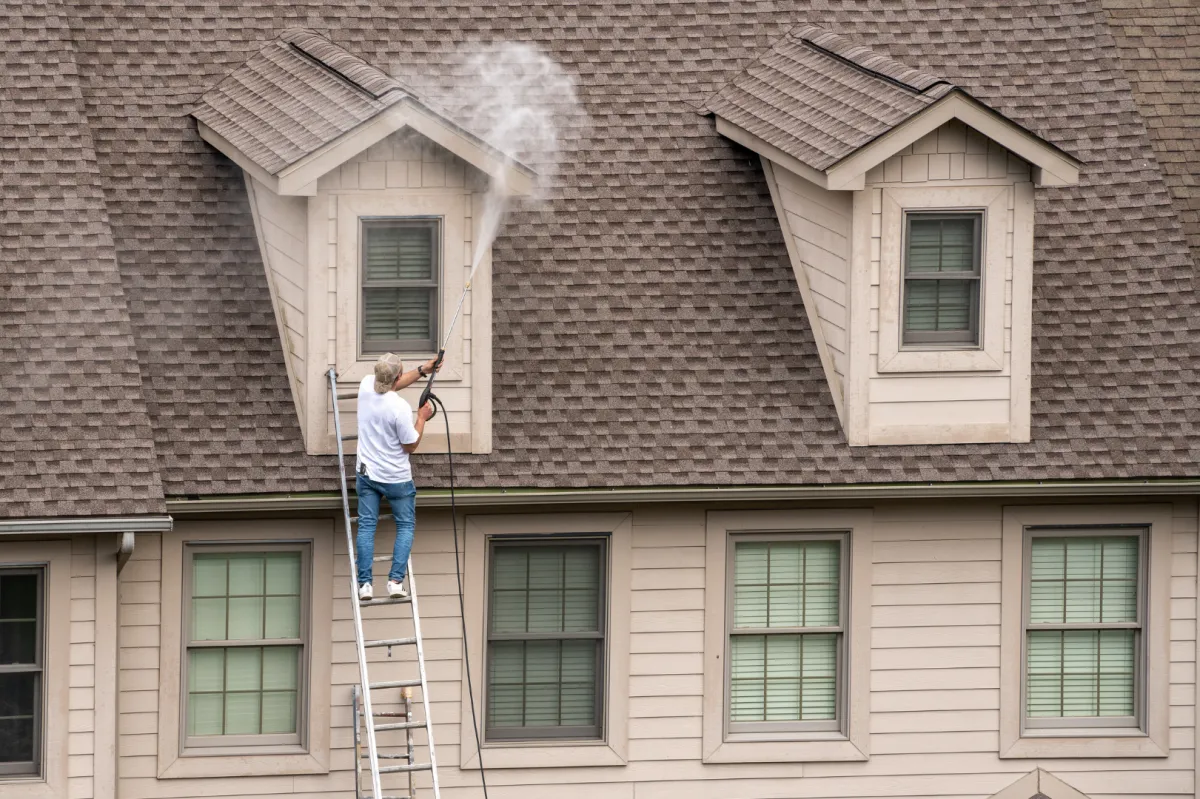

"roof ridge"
[279, 28, 414, 103]
[790, 24, 951, 95]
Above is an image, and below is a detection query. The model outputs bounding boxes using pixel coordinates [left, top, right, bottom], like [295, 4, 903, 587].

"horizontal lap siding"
[115, 499, 1198, 799]
[70, 535, 97, 799]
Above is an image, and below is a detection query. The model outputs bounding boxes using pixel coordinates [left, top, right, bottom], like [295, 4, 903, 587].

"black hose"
[430, 394, 489, 797]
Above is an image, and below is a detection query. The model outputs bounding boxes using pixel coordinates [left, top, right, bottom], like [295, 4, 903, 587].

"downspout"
[116, 532, 135, 574]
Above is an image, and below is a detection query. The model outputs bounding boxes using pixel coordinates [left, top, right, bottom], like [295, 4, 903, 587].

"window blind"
[1026, 536, 1139, 720]
[187, 552, 303, 737]
[729, 540, 841, 725]
[486, 542, 604, 738]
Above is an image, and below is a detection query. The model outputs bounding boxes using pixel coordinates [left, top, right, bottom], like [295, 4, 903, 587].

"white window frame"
[334, 192, 467, 384]
[1000, 504, 1172, 759]
[703, 510, 871, 764]
[0, 567, 43, 778]
[156, 521, 334, 779]
[878, 185, 1011, 373]
[359, 217, 442, 356]
[460, 513, 632, 770]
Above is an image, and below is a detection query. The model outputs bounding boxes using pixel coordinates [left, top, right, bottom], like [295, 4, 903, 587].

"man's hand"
[417, 401, 435, 422]
[422, 356, 443, 375]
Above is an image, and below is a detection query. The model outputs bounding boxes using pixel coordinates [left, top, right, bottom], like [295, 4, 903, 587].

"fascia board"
[825, 92, 1081, 189]
[197, 121, 281, 193]
[713, 115, 865, 191]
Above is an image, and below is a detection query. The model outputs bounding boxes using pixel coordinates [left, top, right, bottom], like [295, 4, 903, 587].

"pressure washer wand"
[417, 257, 485, 418]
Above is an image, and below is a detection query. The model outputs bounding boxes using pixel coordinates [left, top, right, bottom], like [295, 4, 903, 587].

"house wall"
[851, 120, 1034, 446]
[111, 497, 1199, 799]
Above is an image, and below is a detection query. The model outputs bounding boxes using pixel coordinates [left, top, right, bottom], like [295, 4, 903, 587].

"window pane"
[0, 621, 36, 665]
[730, 633, 838, 723]
[188, 648, 225, 693]
[191, 597, 227, 641]
[362, 287, 435, 343]
[262, 646, 299, 690]
[1027, 629, 1135, 717]
[265, 553, 302, 595]
[228, 555, 265, 596]
[489, 544, 602, 635]
[265, 596, 301, 639]
[226, 647, 263, 692]
[227, 597, 265, 640]
[192, 556, 228, 597]
[0, 718, 35, 764]
[224, 692, 262, 735]
[1030, 536, 1139, 625]
[0, 574, 38, 619]
[187, 693, 224, 736]
[364, 223, 435, 282]
[261, 691, 297, 734]
[733, 540, 840, 629]
[486, 640, 597, 731]
[903, 279, 975, 333]
[907, 216, 977, 273]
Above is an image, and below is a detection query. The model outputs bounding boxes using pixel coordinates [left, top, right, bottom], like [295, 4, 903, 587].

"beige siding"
[774, 167, 852, 383]
[69, 536, 98, 799]
[857, 121, 1032, 446]
[248, 182, 309, 430]
[115, 499, 1198, 799]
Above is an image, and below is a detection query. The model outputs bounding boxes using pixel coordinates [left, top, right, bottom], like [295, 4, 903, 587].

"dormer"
[192, 29, 534, 455]
[708, 25, 1081, 446]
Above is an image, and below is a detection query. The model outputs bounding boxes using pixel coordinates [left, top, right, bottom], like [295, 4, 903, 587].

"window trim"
[703, 509, 872, 764]
[460, 513, 632, 770]
[1021, 528, 1146, 733]
[156, 521, 333, 779]
[180, 543, 311, 752]
[0, 568, 44, 778]
[999, 504, 1173, 759]
[877, 185, 1011, 374]
[358, 216, 442, 356]
[900, 211, 984, 348]
[724, 532, 848, 738]
[0, 539, 70, 799]
[484, 536, 608, 742]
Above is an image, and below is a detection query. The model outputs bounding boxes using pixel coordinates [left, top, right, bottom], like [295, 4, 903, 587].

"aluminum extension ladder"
[330, 368, 441, 799]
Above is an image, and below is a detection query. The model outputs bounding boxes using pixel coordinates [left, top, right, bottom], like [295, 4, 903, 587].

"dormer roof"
[707, 25, 1080, 189]
[193, 29, 535, 195]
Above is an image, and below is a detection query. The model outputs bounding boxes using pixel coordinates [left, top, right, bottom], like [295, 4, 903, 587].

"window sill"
[159, 750, 329, 779]
[704, 737, 867, 764]
[338, 357, 464, 384]
[877, 346, 1003, 374]
[461, 740, 625, 770]
[0, 775, 58, 799]
[1000, 730, 1167, 759]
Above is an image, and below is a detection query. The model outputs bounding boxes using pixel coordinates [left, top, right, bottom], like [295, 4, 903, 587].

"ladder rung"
[365, 752, 413, 760]
[364, 636, 417, 648]
[369, 679, 422, 690]
[380, 796, 411, 799]
[359, 596, 411, 607]
[337, 392, 358, 400]
[373, 720, 426, 732]
[380, 762, 432, 774]
[372, 554, 403, 563]
[350, 514, 394, 524]
[341, 434, 358, 442]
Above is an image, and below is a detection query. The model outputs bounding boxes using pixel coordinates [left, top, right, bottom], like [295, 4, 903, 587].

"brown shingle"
[27, 0, 1200, 495]
[0, 0, 164, 518]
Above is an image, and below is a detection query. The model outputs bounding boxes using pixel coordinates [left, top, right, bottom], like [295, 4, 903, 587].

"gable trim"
[825, 91, 1081, 189]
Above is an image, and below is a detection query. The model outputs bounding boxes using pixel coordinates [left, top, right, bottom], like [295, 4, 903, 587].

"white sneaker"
[387, 580, 408, 599]
[358, 583, 373, 601]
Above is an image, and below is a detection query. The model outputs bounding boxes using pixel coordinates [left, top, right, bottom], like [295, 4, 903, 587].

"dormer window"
[902, 212, 982, 348]
[361, 218, 441, 355]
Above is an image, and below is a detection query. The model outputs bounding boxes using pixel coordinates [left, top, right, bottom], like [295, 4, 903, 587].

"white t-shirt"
[354, 375, 420, 484]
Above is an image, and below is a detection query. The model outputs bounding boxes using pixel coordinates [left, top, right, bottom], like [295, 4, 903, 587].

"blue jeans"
[355, 475, 416, 585]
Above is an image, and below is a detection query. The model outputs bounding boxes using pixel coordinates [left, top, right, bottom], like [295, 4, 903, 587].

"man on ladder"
[354, 352, 441, 601]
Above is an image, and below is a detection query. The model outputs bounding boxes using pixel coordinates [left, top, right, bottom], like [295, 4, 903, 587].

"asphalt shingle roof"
[1, 0, 1194, 501]
[0, 0, 164, 518]
[705, 24, 954, 171]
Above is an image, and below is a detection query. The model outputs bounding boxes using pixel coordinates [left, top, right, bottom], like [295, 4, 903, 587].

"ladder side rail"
[352, 685, 363, 799]
[406, 559, 441, 799]
[330, 368, 384, 799]
[405, 688, 415, 799]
